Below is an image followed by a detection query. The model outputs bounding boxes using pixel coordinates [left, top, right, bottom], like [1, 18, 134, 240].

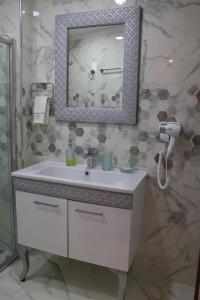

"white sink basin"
[12, 161, 147, 193]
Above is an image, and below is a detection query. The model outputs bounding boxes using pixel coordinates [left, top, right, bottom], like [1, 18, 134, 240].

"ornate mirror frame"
[55, 7, 141, 124]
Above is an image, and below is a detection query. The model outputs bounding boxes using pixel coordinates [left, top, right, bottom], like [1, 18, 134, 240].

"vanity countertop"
[12, 161, 147, 194]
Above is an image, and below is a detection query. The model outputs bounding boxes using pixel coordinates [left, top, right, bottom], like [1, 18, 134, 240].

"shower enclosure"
[0, 35, 16, 270]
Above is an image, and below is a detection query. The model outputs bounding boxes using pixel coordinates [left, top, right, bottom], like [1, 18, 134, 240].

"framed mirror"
[55, 7, 141, 124]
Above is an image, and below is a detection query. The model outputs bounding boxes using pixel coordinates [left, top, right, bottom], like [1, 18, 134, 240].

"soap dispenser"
[66, 140, 76, 166]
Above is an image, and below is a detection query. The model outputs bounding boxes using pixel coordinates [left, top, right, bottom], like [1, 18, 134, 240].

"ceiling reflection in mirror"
[68, 24, 124, 109]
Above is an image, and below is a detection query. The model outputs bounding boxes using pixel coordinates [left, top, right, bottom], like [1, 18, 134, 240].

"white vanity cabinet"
[15, 192, 135, 272]
[16, 191, 68, 257]
[12, 161, 147, 300]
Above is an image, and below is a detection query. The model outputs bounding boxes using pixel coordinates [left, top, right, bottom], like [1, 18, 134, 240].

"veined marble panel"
[21, 0, 34, 166]
[20, 0, 200, 299]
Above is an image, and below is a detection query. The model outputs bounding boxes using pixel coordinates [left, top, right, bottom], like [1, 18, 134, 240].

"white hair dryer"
[157, 122, 181, 190]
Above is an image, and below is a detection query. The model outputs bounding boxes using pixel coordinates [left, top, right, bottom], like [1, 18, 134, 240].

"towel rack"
[31, 83, 54, 101]
[100, 67, 123, 74]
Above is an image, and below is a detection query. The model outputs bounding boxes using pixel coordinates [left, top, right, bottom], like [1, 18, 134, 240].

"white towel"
[33, 96, 49, 124]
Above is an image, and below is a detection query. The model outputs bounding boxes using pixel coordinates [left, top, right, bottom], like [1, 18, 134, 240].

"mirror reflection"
[68, 24, 124, 109]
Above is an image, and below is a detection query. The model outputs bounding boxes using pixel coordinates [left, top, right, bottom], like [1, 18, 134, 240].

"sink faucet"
[83, 147, 97, 172]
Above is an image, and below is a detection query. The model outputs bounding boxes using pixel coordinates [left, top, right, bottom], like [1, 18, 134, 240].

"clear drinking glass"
[102, 150, 113, 171]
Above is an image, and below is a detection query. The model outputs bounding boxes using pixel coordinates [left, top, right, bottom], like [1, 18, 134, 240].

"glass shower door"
[0, 37, 16, 270]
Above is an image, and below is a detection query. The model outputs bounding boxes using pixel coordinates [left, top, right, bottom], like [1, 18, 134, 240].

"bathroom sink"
[38, 165, 119, 185]
[12, 161, 147, 193]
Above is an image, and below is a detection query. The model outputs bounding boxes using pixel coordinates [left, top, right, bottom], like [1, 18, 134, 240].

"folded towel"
[33, 96, 49, 124]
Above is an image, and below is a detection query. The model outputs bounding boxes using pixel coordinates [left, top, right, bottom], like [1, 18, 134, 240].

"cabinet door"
[68, 201, 131, 271]
[16, 191, 68, 257]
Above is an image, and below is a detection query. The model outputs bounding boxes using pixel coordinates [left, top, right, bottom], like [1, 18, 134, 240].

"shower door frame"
[0, 34, 17, 271]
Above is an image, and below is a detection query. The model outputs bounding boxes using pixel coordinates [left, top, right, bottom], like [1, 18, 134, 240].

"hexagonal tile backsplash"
[26, 85, 200, 175]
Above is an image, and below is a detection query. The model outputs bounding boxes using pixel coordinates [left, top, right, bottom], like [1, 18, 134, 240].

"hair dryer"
[157, 122, 181, 190]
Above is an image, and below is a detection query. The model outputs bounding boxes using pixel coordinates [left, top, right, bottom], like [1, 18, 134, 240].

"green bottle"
[66, 141, 76, 166]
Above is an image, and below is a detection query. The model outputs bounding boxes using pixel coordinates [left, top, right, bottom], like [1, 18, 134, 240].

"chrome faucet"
[83, 147, 97, 172]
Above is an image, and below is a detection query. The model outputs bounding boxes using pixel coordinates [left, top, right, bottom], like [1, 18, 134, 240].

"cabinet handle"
[33, 201, 59, 208]
[75, 208, 103, 217]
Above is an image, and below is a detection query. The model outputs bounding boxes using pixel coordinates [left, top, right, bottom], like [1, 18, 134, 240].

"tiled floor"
[0, 248, 14, 269]
[168, 283, 195, 300]
[0, 251, 195, 300]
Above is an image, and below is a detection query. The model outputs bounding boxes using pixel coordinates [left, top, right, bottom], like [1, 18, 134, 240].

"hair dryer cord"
[157, 152, 169, 190]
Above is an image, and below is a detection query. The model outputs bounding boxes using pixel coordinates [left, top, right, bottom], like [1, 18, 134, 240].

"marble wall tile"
[141, 36, 200, 85]
[20, 0, 200, 298]
[21, 0, 34, 166]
